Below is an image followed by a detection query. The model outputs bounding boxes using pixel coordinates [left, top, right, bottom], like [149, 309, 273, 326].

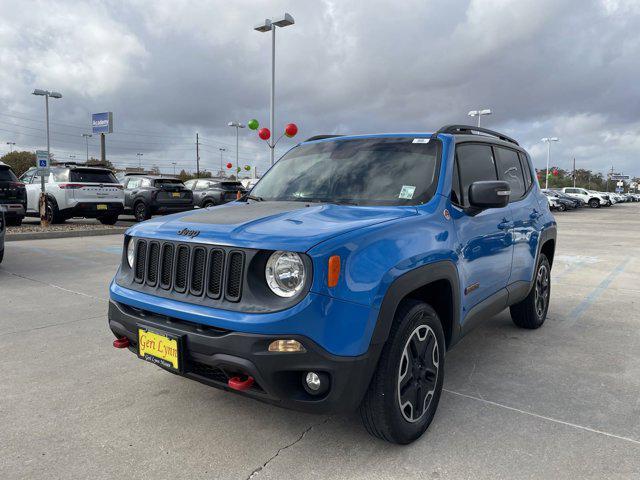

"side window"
[518, 153, 532, 190]
[128, 178, 141, 189]
[196, 180, 209, 190]
[20, 171, 34, 183]
[451, 159, 462, 206]
[456, 144, 498, 206]
[495, 147, 526, 201]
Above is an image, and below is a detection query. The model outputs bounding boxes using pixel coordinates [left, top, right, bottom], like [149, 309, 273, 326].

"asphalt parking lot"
[1, 204, 639, 479]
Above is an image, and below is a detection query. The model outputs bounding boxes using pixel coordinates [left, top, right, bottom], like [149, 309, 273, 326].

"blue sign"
[92, 112, 113, 134]
[36, 150, 49, 170]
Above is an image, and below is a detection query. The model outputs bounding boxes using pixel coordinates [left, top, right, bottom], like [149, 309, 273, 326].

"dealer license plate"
[172, 192, 181, 198]
[97, 204, 108, 210]
[138, 328, 180, 371]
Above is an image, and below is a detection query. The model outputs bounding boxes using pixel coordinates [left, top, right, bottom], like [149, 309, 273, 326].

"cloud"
[0, 0, 639, 177]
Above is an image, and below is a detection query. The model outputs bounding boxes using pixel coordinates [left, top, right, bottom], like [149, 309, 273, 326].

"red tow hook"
[228, 375, 254, 391]
[113, 337, 130, 349]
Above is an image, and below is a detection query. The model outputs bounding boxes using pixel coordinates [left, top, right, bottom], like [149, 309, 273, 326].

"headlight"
[127, 238, 136, 268]
[265, 251, 306, 297]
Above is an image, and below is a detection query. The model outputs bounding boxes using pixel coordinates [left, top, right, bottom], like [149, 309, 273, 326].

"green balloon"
[244, 165, 251, 171]
[248, 119, 259, 130]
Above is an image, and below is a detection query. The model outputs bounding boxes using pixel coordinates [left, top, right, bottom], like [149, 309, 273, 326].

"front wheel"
[510, 254, 551, 329]
[557, 203, 566, 212]
[588, 199, 600, 208]
[134, 202, 151, 222]
[359, 300, 445, 444]
[98, 215, 119, 225]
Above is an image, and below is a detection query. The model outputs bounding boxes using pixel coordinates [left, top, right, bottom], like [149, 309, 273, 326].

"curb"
[6, 227, 127, 242]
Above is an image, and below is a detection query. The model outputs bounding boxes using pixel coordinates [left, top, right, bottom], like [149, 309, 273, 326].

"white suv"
[19, 165, 124, 224]
[561, 187, 608, 208]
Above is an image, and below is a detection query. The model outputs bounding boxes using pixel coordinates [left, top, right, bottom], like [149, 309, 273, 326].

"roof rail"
[304, 134, 344, 142]
[432, 124, 519, 146]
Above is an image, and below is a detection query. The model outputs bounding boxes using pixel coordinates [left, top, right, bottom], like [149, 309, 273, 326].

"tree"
[0, 151, 36, 177]
[86, 158, 115, 170]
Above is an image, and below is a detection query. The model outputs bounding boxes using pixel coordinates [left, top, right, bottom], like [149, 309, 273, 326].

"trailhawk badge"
[177, 228, 200, 238]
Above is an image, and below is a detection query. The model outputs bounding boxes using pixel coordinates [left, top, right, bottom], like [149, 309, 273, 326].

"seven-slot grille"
[133, 239, 245, 302]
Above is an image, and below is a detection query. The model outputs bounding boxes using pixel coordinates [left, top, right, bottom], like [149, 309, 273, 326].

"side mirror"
[468, 181, 510, 213]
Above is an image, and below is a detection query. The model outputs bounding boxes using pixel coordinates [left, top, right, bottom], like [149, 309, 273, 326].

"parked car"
[123, 174, 194, 222]
[561, 187, 608, 208]
[0, 211, 4, 264]
[0, 161, 26, 226]
[20, 164, 124, 224]
[109, 125, 557, 444]
[554, 190, 584, 207]
[183, 178, 246, 208]
[542, 190, 576, 211]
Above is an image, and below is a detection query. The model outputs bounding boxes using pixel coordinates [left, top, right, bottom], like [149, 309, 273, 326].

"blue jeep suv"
[108, 125, 556, 444]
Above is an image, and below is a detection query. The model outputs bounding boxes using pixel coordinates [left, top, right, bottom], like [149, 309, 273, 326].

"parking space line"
[0, 313, 105, 337]
[0, 269, 106, 302]
[444, 389, 640, 446]
[566, 258, 632, 323]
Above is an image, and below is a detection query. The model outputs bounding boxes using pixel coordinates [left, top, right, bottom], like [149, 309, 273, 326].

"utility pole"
[171, 162, 177, 176]
[136, 153, 143, 170]
[573, 158, 576, 188]
[82, 133, 92, 162]
[196, 133, 200, 178]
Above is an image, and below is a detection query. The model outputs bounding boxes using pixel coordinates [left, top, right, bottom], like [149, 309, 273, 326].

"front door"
[450, 143, 513, 325]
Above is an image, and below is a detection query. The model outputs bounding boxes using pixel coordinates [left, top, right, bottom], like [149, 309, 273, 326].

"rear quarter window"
[494, 147, 526, 201]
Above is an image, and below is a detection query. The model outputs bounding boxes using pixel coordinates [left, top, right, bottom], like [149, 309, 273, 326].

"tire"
[98, 215, 119, 226]
[0, 248, 3, 264]
[202, 200, 216, 208]
[359, 299, 445, 444]
[6, 217, 22, 227]
[557, 203, 566, 212]
[588, 199, 599, 208]
[45, 198, 64, 224]
[510, 254, 551, 329]
[134, 202, 151, 222]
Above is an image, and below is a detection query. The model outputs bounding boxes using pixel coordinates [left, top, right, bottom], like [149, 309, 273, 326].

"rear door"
[67, 169, 123, 205]
[154, 179, 193, 205]
[450, 143, 513, 319]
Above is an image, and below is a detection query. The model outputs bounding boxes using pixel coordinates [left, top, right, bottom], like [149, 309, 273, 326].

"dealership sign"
[609, 174, 630, 180]
[92, 112, 113, 134]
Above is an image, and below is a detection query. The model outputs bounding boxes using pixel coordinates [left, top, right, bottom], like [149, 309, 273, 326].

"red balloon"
[553, 169, 559, 176]
[258, 128, 271, 140]
[226, 162, 233, 169]
[284, 123, 298, 138]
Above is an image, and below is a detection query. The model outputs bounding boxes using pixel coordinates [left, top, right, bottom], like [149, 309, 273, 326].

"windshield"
[251, 137, 440, 205]
[0, 167, 17, 182]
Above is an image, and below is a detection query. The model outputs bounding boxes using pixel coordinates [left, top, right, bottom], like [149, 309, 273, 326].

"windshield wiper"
[244, 194, 264, 202]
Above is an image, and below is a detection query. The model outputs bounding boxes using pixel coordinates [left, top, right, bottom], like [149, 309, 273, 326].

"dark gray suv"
[183, 178, 246, 208]
[122, 174, 194, 222]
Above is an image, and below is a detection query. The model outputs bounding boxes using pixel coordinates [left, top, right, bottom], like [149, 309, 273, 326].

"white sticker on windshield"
[399, 185, 416, 199]
[412, 138, 430, 143]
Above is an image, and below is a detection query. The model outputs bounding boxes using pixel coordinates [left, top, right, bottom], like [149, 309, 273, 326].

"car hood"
[126, 201, 418, 251]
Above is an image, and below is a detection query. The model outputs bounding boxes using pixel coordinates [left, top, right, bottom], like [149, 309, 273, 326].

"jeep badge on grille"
[177, 228, 200, 239]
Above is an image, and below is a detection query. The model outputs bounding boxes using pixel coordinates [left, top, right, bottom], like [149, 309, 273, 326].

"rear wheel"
[6, 217, 22, 227]
[359, 300, 445, 444]
[557, 203, 566, 212]
[510, 254, 551, 329]
[134, 202, 151, 222]
[0, 248, 3, 264]
[45, 198, 64, 224]
[202, 200, 216, 208]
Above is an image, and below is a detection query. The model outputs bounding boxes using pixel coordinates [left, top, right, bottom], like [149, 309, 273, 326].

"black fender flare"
[369, 260, 461, 349]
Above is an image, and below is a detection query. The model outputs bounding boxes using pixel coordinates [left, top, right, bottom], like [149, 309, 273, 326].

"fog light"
[306, 372, 321, 391]
[303, 371, 329, 396]
[268, 339, 305, 353]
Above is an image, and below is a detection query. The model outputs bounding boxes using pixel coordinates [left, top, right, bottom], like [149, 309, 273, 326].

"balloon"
[553, 169, 559, 176]
[258, 128, 271, 140]
[244, 165, 251, 171]
[226, 162, 232, 169]
[284, 123, 298, 138]
[237, 167, 241, 173]
[247, 119, 259, 130]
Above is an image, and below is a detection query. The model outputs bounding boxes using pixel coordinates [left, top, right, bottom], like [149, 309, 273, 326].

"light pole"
[32, 88, 62, 226]
[81, 133, 92, 162]
[136, 153, 143, 170]
[254, 13, 295, 166]
[227, 122, 245, 177]
[6, 142, 15, 152]
[69, 155, 76, 164]
[171, 162, 177, 176]
[468, 109, 492, 127]
[541, 137, 560, 189]
[219, 147, 226, 176]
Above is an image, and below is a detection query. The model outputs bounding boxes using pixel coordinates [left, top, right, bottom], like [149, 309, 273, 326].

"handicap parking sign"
[36, 150, 49, 170]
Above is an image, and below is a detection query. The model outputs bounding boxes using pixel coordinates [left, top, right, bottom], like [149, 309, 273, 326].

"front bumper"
[108, 300, 379, 413]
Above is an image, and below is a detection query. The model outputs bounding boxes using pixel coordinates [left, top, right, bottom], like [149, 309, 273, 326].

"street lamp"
[541, 137, 560, 189]
[219, 147, 226, 176]
[468, 109, 492, 127]
[254, 12, 295, 166]
[227, 121, 245, 176]
[171, 162, 177, 176]
[136, 153, 143, 170]
[81, 133, 92, 162]
[6, 142, 15, 152]
[32, 88, 62, 226]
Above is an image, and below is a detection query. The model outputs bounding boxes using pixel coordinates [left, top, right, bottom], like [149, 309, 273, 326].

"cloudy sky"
[1, 0, 639, 177]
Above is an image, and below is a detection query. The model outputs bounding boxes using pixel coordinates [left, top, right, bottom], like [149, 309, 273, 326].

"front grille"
[133, 239, 246, 302]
